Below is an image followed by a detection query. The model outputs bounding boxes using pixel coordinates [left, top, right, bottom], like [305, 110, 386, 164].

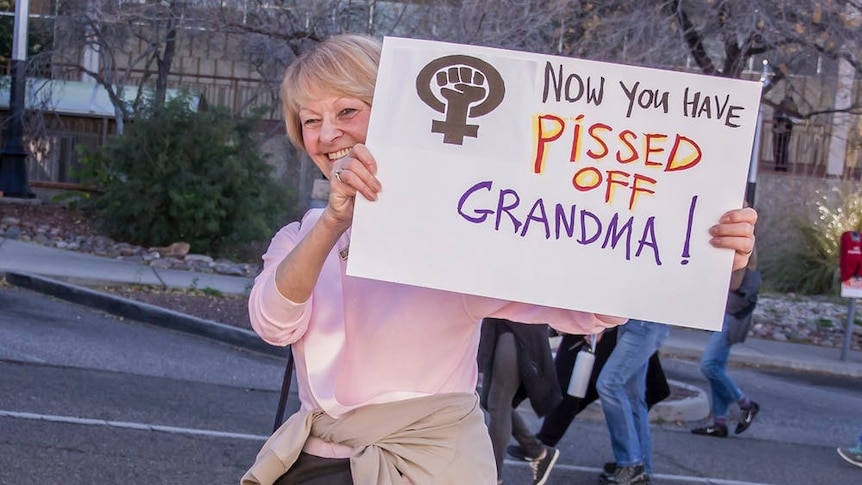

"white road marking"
[0, 410, 781, 485]
[0, 409, 268, 441]
[507, 459, 779, 485]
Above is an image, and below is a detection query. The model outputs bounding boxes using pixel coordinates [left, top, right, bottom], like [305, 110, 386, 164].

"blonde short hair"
[281, 34, 382, 150]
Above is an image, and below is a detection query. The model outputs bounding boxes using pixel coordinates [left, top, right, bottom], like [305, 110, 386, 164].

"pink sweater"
[249, 209, 619, 419]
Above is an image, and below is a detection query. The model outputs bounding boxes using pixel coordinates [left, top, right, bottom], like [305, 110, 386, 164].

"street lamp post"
[745, 59, 771, 207]
[0, 0, 34, 198]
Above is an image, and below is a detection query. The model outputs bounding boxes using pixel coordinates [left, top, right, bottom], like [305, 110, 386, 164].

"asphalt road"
[1, 284, 861, 485]
[0, 284, 290, 485]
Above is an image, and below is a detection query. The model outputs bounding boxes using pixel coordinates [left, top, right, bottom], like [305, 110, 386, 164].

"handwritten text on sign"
[348, 37, 762, 330]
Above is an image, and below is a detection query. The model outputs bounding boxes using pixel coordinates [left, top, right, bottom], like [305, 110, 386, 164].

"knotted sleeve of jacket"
[241, 393, 493, 485]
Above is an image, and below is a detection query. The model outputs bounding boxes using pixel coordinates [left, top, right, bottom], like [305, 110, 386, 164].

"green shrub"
[78, 97, 296, 258]
[761, 189, 862, 294]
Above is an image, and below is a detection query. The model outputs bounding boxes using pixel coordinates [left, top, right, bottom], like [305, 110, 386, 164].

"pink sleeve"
[247, 222, 312, 346]
[465, 296, 627, 335]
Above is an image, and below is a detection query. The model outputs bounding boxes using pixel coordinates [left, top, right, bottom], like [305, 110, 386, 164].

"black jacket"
[478, 318, 562, 417]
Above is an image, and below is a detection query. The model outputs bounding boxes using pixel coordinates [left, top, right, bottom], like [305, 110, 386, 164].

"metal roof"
[0, 77, 201, 118]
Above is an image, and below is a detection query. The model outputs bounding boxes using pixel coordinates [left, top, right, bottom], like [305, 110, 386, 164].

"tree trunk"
[155, 6, 180, 107]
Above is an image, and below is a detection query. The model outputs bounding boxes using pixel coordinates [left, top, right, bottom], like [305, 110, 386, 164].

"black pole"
[744, 108, 762, 207]
[745, 60, 772, 208]
[272, 349, 294, 433]
[0, 0, 34, 199]
[842, 299, 855, 362]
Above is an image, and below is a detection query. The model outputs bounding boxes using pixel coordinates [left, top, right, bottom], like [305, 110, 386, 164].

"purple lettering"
[457, 180, 494, 223]
[578, 210, 602, 245]
[522, 198, 550, 238]
[635, 216, 662, 265]
[455, 180, 664, 266]
[554, 204, 577, 239]
[602, 213, 634, 260]
[496, 189, 522, 233]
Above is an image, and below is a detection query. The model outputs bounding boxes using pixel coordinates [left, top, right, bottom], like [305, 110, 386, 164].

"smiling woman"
[298, 96, 372, 173]
[240, 32, 756, 485]
[280, 34, 380, 155]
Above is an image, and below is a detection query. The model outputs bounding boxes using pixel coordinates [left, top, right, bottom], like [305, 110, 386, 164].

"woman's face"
[299, 93, 372, 176]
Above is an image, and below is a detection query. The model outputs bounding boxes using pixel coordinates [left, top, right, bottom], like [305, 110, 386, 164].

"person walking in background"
[837, 432, 862, 468]
[596, 320, 671, 485]
[478, 319, 561, 485]
[506, 328, 670, 473]
[691, 249, 762, 439]
[772, 95, 798, 171]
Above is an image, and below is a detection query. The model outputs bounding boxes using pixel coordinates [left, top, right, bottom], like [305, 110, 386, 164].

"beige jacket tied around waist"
[241, 392, 496, 485]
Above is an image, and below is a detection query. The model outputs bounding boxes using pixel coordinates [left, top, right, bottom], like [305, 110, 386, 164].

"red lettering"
[644, 133, 668, 167]
[605, 170, 630, 205]
[573, 166, 602, 192]
[533, 114, 565, 174]
[629, 174, 657, 210]
[665, 134, 702, 172]
[587, 123, 612, 160]
[616, 130, 639, 164]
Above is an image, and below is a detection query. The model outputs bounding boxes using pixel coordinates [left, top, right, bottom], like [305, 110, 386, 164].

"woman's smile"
[328, 147, 352, 160]
[299, 94, 371, 174]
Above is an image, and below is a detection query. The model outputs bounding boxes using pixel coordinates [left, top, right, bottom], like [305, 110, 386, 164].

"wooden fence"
[0, 113, 113, 185]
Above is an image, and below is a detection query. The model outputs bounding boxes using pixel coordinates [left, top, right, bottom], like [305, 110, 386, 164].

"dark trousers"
[537, 332, 613, 446]
[773, 130, 792, 169]
[486, 332, 545, 474]
[273, 452, 352, 485]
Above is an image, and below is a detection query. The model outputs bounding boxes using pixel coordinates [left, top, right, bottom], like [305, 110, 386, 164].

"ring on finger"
[333, 169, 344, 183]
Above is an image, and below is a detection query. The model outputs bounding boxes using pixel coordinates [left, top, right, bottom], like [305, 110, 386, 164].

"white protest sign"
[348, 37, 762, 330]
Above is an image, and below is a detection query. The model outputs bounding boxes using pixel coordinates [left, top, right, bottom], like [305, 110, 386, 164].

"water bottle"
[567, 347, 596, 398]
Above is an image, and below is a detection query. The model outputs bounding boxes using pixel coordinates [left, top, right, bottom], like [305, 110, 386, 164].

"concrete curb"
[516, 380, 710, 425]
[651, 379, 709, 423]
[565, 382, 709, 424]
[3, 271, 286, 359]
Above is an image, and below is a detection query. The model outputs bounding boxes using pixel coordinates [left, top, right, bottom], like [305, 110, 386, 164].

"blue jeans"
[699, 313, 744, 419]
[597, 320, 670, 473]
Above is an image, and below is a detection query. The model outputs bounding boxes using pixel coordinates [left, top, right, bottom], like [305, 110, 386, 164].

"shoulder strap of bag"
[272, 347, 294, 433]
[272, 218, 305, 433]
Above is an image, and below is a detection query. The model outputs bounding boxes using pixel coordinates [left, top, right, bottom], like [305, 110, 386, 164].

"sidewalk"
[0, 237, 253, 295]
[662, 325, 862, 378]
[3, 234, 862, 421]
